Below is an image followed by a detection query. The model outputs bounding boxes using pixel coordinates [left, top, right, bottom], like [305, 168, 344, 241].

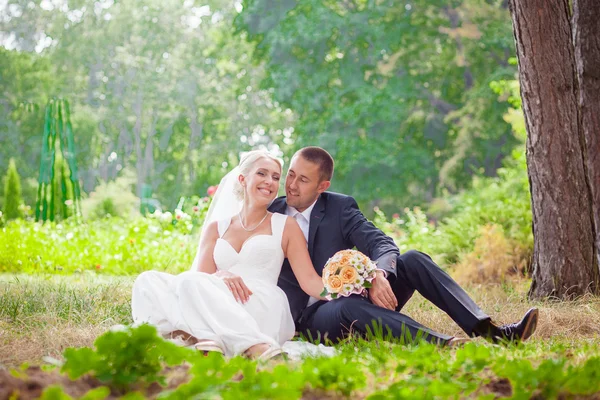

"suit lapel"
[308, 195, 325, 258]
[269, 197, 288, 215]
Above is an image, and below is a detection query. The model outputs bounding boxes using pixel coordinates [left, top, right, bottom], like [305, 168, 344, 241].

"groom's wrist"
[376, 269, 388, 278]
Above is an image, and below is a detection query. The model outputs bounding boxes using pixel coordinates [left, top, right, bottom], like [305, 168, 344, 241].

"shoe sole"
[447, 338, 471, 348]
[520, 308, 539, 341]
[195, 340, 225, 355]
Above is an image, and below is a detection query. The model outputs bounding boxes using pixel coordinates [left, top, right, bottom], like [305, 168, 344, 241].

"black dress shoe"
[493, 308, 539, 343]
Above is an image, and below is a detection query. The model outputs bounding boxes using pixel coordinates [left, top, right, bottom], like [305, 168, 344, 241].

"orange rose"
[326, 275, 343, 293]
[326, 264, 339, 275]
[340, 266, 358, 284]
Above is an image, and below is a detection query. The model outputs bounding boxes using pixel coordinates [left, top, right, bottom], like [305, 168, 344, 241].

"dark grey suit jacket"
[269, 191, 400, 325]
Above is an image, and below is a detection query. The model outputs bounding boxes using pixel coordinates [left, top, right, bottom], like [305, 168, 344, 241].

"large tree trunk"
[509, 0, 599, 299]
[573, 0, 600, 265]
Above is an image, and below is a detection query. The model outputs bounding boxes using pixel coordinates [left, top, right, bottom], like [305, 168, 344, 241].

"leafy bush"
[3, 158, 24, 220]
[373, 206, 445, 260]
[301, 355, 367, 396]
[62, 324, 190, 391]
[374, 148, 532, 273]
[437, 149, 532, 265]
[452, 224, 528, 285]
[80, 169, 141, 220]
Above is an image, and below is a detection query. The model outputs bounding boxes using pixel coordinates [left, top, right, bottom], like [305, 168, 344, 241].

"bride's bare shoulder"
[202, 221, 220, 240]
[283, 216, 302, 237]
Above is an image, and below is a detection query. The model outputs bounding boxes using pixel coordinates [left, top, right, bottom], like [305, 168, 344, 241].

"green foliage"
[160, 354, 247, 398]
[62, 324, 190, 391]
[437, 149, 532, 264]
[37, 328, 600, 398]
[301, 356, 367, 396]
[224, 363, 306, 400]
[373, 206, 443, 259]
[2, 0, 293, 210]
[40, 385, 111, 400]
[3, 158, 24, 220]
[492, 354, 600, 399]
[0, 215, 196, 275]
[370, 73, 531, 267]
[35, 98, 83, 222]
[0, 48, 54, 183]
[4, 0, 523, 210]
[41, 153, 77, 221]
[236, 0, 518, 206]
[39, 386, 74, 400]
[0, 196, 211, 274]
[0, 275, 132, 326]
[164, 356, 306, 399]
[4, 276, 600, 398]
[80, 169, 141, 220]
[0, 165, 531, 274]
[372, 146, 531, 266]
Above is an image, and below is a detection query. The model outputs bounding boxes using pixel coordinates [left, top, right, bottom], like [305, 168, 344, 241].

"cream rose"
[326, 275, 343, 293]
[340, 266, 358, 284]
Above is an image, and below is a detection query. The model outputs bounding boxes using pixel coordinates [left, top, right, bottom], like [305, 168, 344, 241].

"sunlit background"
[1, 0, 520, 215]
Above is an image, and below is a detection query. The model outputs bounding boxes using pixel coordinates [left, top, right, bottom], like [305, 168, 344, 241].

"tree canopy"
[1, 0, 520, 210]
[235, 0, 518, 205]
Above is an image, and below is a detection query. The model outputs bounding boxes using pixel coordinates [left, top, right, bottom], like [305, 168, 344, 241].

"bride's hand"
[216, 271, 253, 304]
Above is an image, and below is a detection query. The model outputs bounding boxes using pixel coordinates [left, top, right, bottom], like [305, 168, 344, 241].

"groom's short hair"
[296, 146, 334, 182]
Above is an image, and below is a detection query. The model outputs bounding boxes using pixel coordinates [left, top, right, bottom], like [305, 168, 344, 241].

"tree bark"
[573, 0, 600, 265]
[509, 0, 599, 299]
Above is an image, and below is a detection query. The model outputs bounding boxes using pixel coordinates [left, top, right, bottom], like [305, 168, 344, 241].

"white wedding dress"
[132, 213, 310, 357]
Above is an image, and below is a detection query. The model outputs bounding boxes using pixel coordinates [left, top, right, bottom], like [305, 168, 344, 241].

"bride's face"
[240, 158, 281, 205]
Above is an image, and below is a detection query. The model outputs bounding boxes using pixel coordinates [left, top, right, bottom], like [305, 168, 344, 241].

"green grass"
[2, 275, 600, 398]
[22, 327, 600, 399]
[0, 274, 133, 327]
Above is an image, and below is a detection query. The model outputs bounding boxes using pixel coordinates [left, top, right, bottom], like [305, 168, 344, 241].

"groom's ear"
[317, 180, 331, 194]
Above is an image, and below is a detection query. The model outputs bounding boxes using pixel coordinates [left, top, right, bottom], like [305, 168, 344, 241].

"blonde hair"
[232, 150, 283, 200]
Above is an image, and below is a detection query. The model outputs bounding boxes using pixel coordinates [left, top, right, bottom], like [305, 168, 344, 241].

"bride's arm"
[192, 222, 253, 303]
[191, 221, 219, 273]
[283, 217, 326, 299]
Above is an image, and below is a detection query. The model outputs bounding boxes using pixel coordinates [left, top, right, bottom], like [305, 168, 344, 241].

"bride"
[131, 150, 326, 360]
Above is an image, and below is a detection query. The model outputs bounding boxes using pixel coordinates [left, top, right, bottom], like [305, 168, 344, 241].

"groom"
[269, 146, 539, 345]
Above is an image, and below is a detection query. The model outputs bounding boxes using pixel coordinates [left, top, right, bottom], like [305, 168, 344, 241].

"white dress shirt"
[286, 200, 319, 306]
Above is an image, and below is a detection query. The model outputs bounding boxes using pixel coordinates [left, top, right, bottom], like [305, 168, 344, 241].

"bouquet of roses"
[320, 249, 378, 300]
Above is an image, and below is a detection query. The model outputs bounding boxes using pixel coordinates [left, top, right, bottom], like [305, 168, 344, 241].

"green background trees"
[2, 158, 24, 220]
[235, 0, 518, 206]
[1, 0, 521, 212]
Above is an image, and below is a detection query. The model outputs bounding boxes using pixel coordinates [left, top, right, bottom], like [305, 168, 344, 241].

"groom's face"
[285, 155, 330, 212]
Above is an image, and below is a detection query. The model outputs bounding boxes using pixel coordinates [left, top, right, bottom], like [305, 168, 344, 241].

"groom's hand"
[217, 271, 253, 304]
[368, 270, 398, 311]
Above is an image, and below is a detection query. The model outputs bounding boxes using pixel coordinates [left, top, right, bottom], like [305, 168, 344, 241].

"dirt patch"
[0, 366, 106, 400]
[481, 377, 512, 398]
[0, 365, 191, 400]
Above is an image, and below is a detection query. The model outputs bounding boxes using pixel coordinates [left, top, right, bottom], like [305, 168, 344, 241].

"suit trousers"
[300, 250, 490, 344]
